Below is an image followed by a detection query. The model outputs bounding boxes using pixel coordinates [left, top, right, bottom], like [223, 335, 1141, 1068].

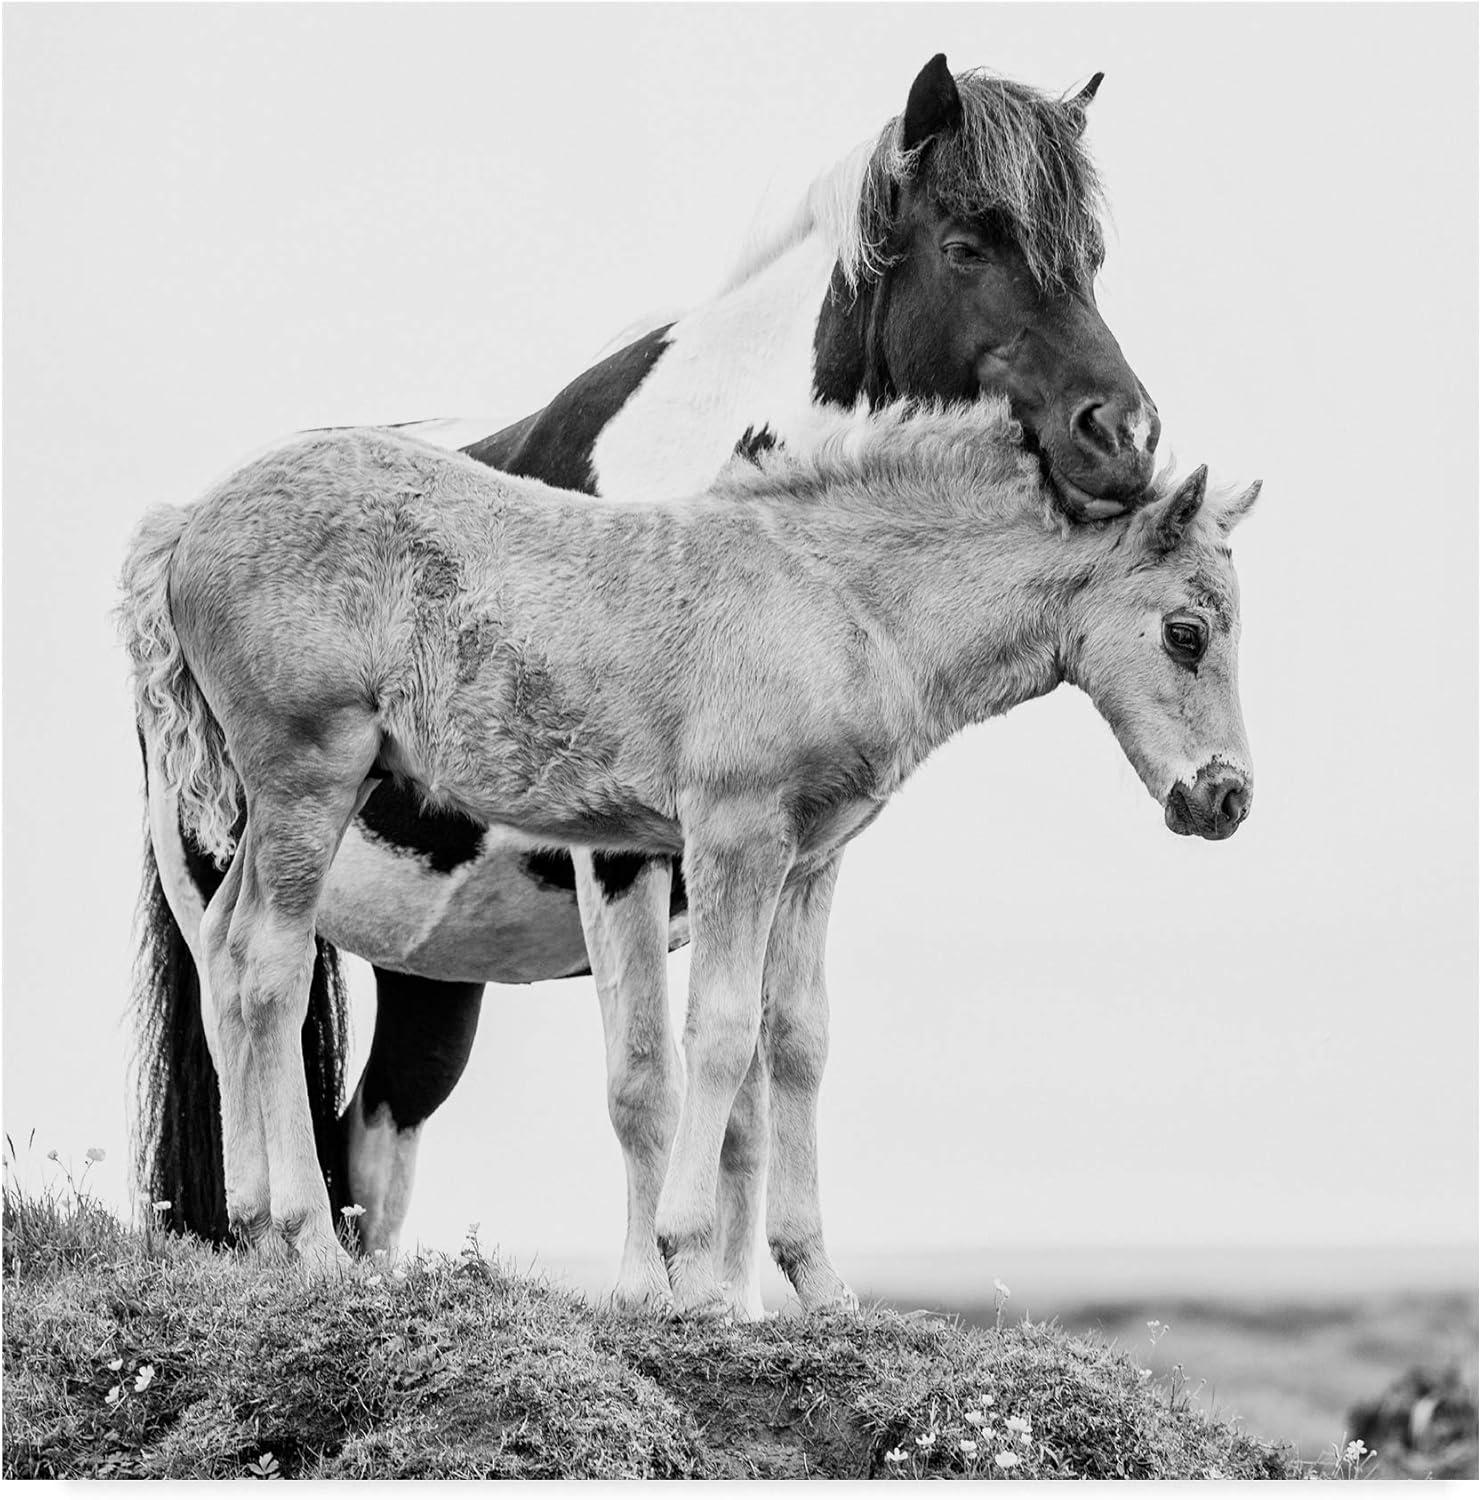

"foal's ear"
[1137, 464, 1208, 555]
[1215, 479, 1262, 536]
[902, 54, 964, 153]
[1063, 71, 1105, 136]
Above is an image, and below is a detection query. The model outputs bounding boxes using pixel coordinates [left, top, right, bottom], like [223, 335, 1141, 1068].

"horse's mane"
[718, 67, 1106, 297]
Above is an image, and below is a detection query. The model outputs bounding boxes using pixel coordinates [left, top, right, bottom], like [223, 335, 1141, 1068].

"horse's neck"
[588, 232, 840, 502]
[804, 497, 1076, 742]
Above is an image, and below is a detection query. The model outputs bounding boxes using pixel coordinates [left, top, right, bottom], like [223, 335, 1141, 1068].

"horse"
[119, 398, 1258, 1306]
[133, 53, 1164, 1315]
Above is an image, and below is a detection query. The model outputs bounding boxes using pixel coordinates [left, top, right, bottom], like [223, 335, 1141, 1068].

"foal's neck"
[808, 486, 1091, 745]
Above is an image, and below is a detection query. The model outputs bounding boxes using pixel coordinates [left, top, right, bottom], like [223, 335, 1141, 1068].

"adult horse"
[134, 55, 1160, 1313]
[121, 403, 1254, 1305]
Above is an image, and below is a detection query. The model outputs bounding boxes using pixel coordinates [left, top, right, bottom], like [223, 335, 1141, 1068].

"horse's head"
[839, 56, 1159, 518]
[1068, 465, 1261, 840]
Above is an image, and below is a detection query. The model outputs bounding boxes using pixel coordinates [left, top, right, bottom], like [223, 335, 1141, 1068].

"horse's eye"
[1162, 618, 1207, 663]
[943, 241, 985, 266]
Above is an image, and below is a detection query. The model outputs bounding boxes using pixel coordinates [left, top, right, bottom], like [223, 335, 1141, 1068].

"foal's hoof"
[668, 1290, 733, 1323]
[296, 1235, 353, 1281]
[610, 1263, 675, 1317]
[718, 1279, 767, 1322]
[796, 1273, 859, 1315]
[818, 1284, 860, 1315]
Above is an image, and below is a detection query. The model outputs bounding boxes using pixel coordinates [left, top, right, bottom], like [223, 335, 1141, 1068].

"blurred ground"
[854, 1247, 1478, 1468]
[538, 1244, 1477, 1469]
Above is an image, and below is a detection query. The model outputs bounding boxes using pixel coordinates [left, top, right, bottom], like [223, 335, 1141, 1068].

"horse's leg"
[715, 1043, 769, 1319]
[342, 969, 484, 1258]
[573, 851, 681, 1311]
[197, 834, 275, 1252]
[762, 856, 855, 1311]
[655, 804, 792, 1315]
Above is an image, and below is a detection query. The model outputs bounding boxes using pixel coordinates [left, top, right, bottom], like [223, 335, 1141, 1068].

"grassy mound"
[3, 1189, 1297, 1480]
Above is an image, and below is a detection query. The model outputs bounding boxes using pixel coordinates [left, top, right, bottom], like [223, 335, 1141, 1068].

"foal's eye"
[1162, 617, 1207, 663]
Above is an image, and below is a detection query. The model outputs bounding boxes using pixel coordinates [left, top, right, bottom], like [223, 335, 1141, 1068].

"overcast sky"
[4, 4, 1476, 1288]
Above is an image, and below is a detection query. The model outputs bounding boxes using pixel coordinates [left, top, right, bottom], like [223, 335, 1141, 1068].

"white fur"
[589, 234, 838, 503]
[343, 1092, 420, 1259]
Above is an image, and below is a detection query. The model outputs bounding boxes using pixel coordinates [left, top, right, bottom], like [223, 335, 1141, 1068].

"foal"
[120, 399, 1258, 1308]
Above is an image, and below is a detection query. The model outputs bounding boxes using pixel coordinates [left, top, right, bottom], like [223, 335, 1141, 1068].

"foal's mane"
[719, 67, 1106, 297]
[709, 398, 1055, 525]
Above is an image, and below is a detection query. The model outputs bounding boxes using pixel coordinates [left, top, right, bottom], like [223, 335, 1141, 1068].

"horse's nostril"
[1219, 784, 1249, 826]
[1072, 401, 1119, 457]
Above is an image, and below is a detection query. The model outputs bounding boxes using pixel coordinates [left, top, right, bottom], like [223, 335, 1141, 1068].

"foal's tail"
[119, 504, 353, 1241]
[117, 506, 241, 865]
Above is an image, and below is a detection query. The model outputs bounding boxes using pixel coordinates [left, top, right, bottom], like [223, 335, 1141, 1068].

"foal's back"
[169, 429, 886, 847]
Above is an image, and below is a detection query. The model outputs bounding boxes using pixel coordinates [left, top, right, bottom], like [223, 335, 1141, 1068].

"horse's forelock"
[855, 70, 1107, 292]
[718, 67, 1105, 300]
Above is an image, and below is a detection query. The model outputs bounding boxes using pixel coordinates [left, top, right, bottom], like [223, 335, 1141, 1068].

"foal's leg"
[763, 857, 855, 1311]
[573, 851, 682, 1311]
[715, 1044, 769, 1318]
[198, 840, 276, 1251]
[233, 737, 378, 1273]
[655, 802, 793, 1315]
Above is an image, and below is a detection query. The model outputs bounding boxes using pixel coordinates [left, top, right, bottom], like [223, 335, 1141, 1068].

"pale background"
[4, 0, 1476, 1322]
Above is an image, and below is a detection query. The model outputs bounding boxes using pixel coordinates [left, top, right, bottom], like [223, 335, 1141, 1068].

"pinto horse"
[133, 55, 1161, 1312]
[120, 401, 1256, 1304]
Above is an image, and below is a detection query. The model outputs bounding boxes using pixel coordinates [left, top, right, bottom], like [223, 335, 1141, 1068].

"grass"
[2, 1183, 1309, 1480]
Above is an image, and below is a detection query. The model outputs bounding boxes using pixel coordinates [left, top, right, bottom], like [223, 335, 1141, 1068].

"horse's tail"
[116, 505, 241, 865]
[131, 828, 229, 1238]
[120, 506, 354, 1241]
[130, 826, 354, 1241]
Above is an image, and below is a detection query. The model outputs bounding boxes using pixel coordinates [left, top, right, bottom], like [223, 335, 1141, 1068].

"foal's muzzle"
[1164, 761, 1252, 841]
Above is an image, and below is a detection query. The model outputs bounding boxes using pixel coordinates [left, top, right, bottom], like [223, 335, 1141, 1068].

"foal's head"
[853, 57, 1159, 517]
[1071, 465, 1262, 839]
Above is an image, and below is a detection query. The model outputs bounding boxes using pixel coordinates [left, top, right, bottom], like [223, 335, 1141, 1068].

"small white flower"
[392, 1268, 408, 1281]
[134, 1364, 154, 1392]
[885, 1447, 907, 1465]
[915, 1429, 937, 1450]
[965, 1409, 985, 1426]
[151, 1199, 172, 1212]
[959, 1439, 978, 1457]
[107, 1358, 123, 1372]
[1207, 1466, 1228, 1480]
[1006, 1415, 1031, 1436]
[105, 1385, 123, 1406]
[339, 1203, 366, 1219]
[995, 1451, 1021, 1469]
[1344, 1440, 1368, 1465]
[85, 1147, 106, 1163]
[365, 1274, 383, 1288]
[1138, 1367, 1153, 1382]
[993, 1277, 1011, 1299]
[981, 1392, 996, 1408]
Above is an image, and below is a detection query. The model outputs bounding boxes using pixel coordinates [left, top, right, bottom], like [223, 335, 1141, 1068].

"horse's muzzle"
[1164, 761, 1252, 841]
[1054, 396, 1161, 516]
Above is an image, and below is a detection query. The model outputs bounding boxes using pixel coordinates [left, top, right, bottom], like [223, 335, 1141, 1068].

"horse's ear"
[1137, 464, 1208, 555]
[1216, 479, 1262, 536]
[902, 54, 964, 154]
[1063, 71, 1104, 136]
